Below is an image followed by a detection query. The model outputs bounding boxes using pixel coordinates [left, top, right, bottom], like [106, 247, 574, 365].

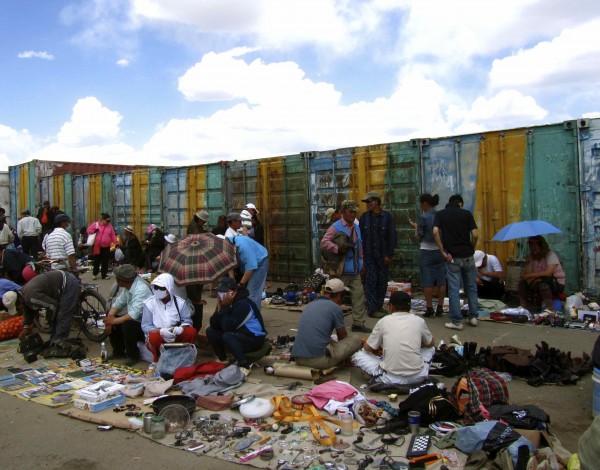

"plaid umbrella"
[158, 233, 237, 285]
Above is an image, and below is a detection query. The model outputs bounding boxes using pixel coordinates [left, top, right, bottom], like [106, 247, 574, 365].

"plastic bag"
[114, 247, 124, 262]
[156, 344, 197, 376]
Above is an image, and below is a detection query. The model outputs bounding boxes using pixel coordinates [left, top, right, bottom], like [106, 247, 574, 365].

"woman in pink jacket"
[87, 213, 118, 280]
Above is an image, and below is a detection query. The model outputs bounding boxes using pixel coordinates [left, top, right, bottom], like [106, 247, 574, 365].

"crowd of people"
[3, 194, 568, 385]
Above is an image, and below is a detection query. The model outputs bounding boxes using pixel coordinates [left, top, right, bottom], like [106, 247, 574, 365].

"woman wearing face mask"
[141, 273, 197, 363]
[206, 277, 267, 374]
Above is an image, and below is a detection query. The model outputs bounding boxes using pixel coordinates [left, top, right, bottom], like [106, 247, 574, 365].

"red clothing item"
[87, 221, 118, 255]
[306, 380, 358, 409]
[146, 326, 198, 362]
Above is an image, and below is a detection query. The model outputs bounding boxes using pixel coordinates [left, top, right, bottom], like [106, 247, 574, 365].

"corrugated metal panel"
[39, 177, 53, 210]
[387, 141, 422, 283]
[0, 172, 10, 220]
[420, 136, 480, 212]
[88, 174, 103, 222]
[113, 172, 133, 234]
[227, 160, 260, 214]
[187, 165, 207, 226]
[9, 167, 19, 221]
[34, 160, 145, 177]
[522, 123, 581, 293]
[474, 129, 527, 268]
[207, 163, 227, 222]
[578, 118, 600, 295]
[163, 168, 188, 237]
[63, 174, 73, 222]
[101, 173, 112, 216]
[18, 163, 30, 216]
[52, 174, 65, 211]
[72, 175, 89, 231]
[259, 155, 311, 281]
[307, 148, 353, 267]
[146, 168, 162, 227]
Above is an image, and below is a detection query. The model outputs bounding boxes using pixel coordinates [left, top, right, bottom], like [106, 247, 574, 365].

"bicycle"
[30, 261, 109, 342]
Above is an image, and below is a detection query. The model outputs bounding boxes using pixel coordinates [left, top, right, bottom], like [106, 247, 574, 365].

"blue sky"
[1, 0, 599, 170]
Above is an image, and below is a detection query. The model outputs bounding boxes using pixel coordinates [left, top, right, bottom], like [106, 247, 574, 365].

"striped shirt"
[43, 228, 75, 261]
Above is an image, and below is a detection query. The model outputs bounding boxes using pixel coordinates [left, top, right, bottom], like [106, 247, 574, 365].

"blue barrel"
[593, 368, 600, 417]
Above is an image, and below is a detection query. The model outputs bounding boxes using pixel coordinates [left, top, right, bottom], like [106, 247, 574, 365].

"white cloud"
[17, 51, 54, 60]
[489, 20, 600, 90]
[0, 125, 38, 168]
[57, 97, 123, 146]
[116, 58, 130, 67]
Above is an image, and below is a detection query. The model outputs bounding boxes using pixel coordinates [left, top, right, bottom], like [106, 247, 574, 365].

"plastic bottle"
[100, 342, 108, 363]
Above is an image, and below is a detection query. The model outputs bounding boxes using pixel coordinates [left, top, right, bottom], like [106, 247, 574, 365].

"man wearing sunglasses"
[104, 264, 152, 366]
[141, 273, 197, 363]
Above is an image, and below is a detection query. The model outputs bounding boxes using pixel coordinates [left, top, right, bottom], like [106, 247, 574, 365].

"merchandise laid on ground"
[0, 316, 592, 470]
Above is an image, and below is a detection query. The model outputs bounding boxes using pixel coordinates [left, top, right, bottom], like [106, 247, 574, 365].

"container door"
[579, 118, 600, 295]
[113, 172, 134, 234]
[227, 160, 260, 213]
[307, 148, 353, 267]
[259, 154, 311, 281]
[206, 163, 227, 222]
[39, 177, 52, 209]
[72, 175, 88, 231]
[523, 123, 581, 293]
[63, 174, 73, 222]
[163, 168, 188, 237]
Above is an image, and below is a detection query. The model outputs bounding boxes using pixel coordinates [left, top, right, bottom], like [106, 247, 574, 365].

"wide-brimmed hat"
[361, 191, 381, 202]
[164, 234, 177, 244]
[114, 264, 138, 282]
[341, 200, 358, 212]
[195, 210, 209, 222]
[124, 225, 134, 233]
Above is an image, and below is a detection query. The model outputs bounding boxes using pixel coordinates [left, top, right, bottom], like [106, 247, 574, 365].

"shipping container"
[162, 167, 188, 237]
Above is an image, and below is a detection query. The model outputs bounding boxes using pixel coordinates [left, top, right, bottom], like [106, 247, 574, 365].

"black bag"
[43, 338, 87, 360]
[430, 348, 467, 377]
[375, 383, 459, 433]
[18, 333, 48, 363]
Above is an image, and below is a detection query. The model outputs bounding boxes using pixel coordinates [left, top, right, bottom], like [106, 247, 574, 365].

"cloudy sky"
[1, 0, 599, 171]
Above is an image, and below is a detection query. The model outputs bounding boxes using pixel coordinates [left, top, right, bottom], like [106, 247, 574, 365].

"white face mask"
[153, 289, 168, 301]
[218, 292, 227, 301]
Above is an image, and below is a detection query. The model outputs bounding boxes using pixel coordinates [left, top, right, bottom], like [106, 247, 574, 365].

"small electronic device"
[406, 434, 431, 458]
[187, 442, 205, 451]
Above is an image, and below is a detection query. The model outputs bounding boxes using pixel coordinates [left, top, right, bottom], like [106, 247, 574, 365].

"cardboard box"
[386, 282, 412, 297]
[73, 393, 125, 413]
[576, 310, 599, 322]
[75, 380, 125, 403]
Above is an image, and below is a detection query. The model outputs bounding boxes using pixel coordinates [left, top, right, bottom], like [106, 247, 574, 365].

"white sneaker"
[468, 318, 479, 327]
[239, 367, 251, 377]
[445, 322, 464, 330]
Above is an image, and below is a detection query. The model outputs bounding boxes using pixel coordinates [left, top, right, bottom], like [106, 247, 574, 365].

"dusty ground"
[0, 273, 597, 469]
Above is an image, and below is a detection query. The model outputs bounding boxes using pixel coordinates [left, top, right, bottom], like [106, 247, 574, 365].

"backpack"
[430, 348, 467, 377]
[450, 367, 509, 424]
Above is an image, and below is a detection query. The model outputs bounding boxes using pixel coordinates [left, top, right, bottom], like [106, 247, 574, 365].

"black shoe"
[435, 305, 444, 316]
[351, 324, 372, 333]
[424, 307, 435, 318]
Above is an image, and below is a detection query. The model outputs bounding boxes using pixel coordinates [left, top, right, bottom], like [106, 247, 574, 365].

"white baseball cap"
[474, 250, 486, 267]
[2, 291, 18, 315]
[164, 234, 177, 244]
[245, 203, 259, 214]
[324, 278, 349, 294]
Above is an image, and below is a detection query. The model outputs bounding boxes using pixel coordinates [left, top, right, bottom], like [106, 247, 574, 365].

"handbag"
[156, 344, 197, 376]
[85, 222, 99, 247]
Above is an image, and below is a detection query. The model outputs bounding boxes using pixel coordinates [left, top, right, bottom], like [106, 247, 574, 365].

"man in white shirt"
[352, 291, 435, 385]
[225, 213, 242, 238]
[474, 250, 505, 300]
[42, 214, 77, 271]
[17, 209, 42, 258]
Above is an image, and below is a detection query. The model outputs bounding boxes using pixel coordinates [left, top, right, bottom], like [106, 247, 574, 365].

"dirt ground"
[1, 274, 597, 469]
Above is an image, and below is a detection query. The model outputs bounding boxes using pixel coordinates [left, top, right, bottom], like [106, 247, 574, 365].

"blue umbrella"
[492, 220, 562, 242]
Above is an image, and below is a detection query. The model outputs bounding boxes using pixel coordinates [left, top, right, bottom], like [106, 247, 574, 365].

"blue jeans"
[247, 257, 269, 310]
[445, 256, 479, 324]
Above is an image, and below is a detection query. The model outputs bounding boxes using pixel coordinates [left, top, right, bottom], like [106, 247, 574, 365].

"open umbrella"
[492, 220, 562, 242]
[158, 233, 237, 285]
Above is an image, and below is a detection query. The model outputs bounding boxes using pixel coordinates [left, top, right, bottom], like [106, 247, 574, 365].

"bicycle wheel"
[78, 289, 109, 341]
[32, 309, 53, 334]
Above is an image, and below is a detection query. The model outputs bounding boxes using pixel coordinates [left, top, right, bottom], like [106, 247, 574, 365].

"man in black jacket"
[18, 270, 80, 344]
[206, 277, 267, 373]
